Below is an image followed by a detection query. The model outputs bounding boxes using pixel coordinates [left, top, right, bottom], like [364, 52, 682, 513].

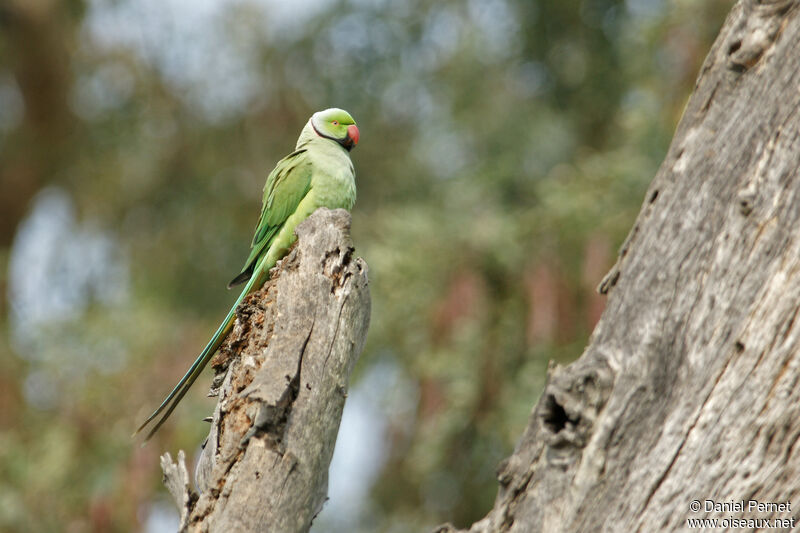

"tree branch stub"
[160, 208, 370, 533]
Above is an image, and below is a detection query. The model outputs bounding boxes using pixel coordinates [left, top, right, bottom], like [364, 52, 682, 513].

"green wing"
[228, 148, 313, 288]
[136, 149, 313, 441]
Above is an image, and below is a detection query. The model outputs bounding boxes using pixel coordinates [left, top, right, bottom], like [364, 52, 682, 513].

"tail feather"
[134, 266, 269, 442]
[133, 307, 236, 441]
[227, 265, 253, 289]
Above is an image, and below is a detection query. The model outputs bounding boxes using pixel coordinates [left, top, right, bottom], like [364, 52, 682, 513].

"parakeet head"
[311, 108, 359, 151]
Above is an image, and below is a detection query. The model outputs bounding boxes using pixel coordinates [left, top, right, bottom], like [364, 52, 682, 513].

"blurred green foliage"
[0, 0, 731, 531]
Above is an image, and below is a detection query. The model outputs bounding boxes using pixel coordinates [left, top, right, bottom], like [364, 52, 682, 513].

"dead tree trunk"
[161, 208, 370, 532]
[439, 1, 800, 531]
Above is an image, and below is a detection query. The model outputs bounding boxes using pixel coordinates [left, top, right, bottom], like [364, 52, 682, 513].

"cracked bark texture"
[160, 208, 370, 533]
[439, 1, 800, 532]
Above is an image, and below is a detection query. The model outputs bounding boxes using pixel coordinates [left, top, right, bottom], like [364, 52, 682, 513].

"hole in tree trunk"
[542, 394, 569, 433]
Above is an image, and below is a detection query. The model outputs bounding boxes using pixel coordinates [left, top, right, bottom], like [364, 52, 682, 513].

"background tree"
[0, 1, 732, 531]
[439, 0, 800, 530]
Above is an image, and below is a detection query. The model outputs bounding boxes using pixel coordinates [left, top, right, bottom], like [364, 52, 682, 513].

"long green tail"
[134, 261, 271, 442]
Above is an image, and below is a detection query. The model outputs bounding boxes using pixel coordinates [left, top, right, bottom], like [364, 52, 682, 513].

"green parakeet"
[135, 108, 359, 441]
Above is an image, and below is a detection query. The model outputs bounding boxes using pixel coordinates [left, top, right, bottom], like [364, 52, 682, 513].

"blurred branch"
[1, 0, 72, 133]
[0, 0, 76, 246]
[161, 209, 371, 532]
[437, 0, 800, 531]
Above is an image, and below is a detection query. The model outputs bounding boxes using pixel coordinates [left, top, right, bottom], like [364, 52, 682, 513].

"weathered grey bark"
[438, 1, 800, 532]
[161, 208, 370, 533]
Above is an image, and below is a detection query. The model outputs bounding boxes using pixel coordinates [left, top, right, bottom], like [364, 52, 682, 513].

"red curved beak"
[347, 124, 360, 147]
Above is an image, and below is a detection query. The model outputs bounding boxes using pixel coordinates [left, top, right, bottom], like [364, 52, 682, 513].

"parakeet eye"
[332, 120, 339, 126]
